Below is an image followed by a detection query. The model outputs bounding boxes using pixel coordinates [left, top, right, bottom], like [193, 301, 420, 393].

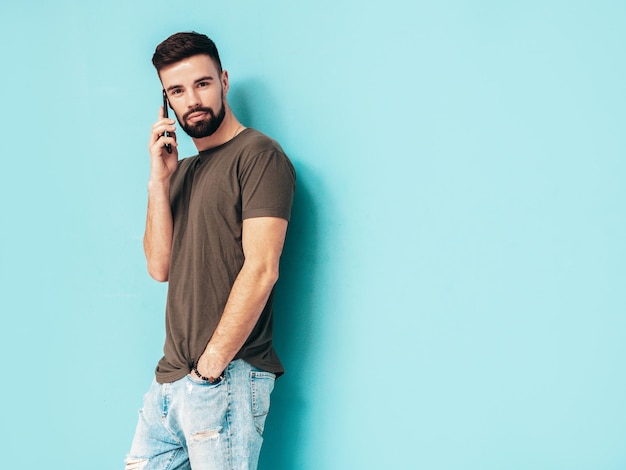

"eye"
[198, 81, 210, 88]
[170, 88, 183, 96]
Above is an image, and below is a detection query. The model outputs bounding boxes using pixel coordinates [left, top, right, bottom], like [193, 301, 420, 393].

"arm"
[195, 216, 289, 378]
[143, 106, 178, 282]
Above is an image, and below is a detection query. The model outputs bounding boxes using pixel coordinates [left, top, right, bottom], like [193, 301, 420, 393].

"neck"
[192, 107, 243, 152]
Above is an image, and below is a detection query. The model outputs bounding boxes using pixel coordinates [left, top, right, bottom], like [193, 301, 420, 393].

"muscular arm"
[144, 180, 174, 281]
[144, 107, 178, 282]
[195, 216, 289, 378]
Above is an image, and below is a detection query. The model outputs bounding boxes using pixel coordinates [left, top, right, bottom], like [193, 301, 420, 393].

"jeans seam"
[160, 383, 184, 446]
[164, 447, 183, 470]
[225, 368, 233, 469]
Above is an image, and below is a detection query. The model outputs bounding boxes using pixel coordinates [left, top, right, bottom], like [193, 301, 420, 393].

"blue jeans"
[125, 360, 275, 470]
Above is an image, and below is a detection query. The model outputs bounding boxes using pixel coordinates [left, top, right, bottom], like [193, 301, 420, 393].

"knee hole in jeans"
[125, 458, 149, 470]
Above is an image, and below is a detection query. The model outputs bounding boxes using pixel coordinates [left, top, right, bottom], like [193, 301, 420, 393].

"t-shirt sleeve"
[240, 149, 296, 221]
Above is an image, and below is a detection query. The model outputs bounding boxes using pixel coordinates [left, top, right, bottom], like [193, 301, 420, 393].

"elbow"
[144, 245, 171, 282]
[147, 262, 169, 282]
[151, 272, 169, 283]
[266, 268, 280, 287]
[259, 264, 280, 288]
[243, 259, 280, 288]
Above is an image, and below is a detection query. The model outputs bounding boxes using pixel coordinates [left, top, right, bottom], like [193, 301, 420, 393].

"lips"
[187, 112, 208, 123]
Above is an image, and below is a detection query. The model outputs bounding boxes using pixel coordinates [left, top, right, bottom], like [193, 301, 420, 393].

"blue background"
[1, 1, 625, 469]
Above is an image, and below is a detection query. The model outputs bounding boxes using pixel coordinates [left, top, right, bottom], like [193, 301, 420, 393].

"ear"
[221, 70, 230, 96]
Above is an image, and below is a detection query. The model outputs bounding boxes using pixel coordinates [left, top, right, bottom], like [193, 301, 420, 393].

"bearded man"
[125, 31, 295, 470]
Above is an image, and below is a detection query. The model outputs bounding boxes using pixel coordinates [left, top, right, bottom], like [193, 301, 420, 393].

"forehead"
[159, 54, 220, 87]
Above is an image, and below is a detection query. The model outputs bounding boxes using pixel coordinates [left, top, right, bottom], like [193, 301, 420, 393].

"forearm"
[198, 261, 279, 376]
[195, 216, 288, 378]
[144, 180, 173, 282]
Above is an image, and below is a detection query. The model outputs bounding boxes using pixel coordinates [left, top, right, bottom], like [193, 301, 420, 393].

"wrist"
[192, 360, 225, 384]
[148, 178, 171, 192]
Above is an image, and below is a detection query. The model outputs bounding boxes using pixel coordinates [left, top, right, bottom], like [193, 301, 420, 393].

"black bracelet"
[192, 361, 225, 384]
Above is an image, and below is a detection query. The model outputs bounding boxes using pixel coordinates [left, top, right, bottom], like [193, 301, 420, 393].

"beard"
[178, 100, 226, 139]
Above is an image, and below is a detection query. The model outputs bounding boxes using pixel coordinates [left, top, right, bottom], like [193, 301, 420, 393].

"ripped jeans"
[125, 359, 275, 470]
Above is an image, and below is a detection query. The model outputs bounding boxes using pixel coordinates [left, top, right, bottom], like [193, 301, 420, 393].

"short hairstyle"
[152, 31, 222, 74]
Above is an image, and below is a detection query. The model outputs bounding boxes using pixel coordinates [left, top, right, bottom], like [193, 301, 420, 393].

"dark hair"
[152, 31, 222, 74]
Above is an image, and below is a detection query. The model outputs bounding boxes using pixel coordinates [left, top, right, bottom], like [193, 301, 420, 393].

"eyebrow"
[166, 76, 215, 92]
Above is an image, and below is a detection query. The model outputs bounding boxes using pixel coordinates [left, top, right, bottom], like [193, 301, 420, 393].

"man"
[125, 31, 295, 470]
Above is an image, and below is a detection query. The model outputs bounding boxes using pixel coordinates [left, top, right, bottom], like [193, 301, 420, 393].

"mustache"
[182, 106, 216, 122]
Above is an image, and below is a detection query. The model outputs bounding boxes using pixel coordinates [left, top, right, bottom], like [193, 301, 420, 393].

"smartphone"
[162, 89, 173, 154]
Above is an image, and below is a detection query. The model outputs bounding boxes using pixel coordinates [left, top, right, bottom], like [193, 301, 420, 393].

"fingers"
[151, 120, 176, 144]
[150, 111, 177, 154]
[149, 126, 179, 166]
[147, 108, 179, 183]
[152, 104, 176, 136]
[149, 131, 178, 157]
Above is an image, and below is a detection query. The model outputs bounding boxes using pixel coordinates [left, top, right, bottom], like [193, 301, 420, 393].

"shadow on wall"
[264, 173, 319, 470]
[230, 81, 322, 470]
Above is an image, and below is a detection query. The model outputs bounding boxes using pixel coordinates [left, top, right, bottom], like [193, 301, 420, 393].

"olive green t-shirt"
[155, 128, 295, 384]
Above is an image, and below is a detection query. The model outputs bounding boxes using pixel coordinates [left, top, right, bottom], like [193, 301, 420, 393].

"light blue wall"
[1, 1, 625, 469]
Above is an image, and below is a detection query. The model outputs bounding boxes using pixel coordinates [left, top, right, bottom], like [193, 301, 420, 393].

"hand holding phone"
[162, 90, 173, 154]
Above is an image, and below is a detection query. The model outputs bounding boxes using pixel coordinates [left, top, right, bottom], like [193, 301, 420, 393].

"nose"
[186, 88, 201, 109]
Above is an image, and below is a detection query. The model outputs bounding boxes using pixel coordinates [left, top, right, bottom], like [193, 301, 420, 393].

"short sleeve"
[240, 149, 296, 221]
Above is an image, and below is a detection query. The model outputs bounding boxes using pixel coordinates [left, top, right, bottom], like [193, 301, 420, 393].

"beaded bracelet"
[192, 361, 225, 384]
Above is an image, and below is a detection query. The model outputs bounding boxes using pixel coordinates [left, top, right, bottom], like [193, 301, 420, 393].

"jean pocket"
[250, 370, 275, 435]
[186, 373, 224, 387]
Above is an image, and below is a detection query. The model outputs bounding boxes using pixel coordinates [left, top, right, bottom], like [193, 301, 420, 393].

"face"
[160, 54, 228, 139]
